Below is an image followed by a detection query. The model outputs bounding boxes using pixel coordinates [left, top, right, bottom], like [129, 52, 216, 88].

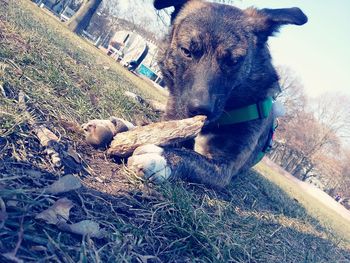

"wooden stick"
[107, 115, 206, 157]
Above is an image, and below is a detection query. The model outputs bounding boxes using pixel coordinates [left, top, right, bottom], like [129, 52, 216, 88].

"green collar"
[217, 97, 273, 125]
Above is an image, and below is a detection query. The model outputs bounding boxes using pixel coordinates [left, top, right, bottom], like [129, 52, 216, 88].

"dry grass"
[256, 161, 350, 243]
[0, 0, 349, 262]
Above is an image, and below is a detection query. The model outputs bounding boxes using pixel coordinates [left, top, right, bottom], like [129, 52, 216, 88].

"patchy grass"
[256, 161, 350, 243]
[0, 0, 349, 262]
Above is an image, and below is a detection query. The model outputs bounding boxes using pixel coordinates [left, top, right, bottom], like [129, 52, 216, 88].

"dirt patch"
[80, 147, 135, 195]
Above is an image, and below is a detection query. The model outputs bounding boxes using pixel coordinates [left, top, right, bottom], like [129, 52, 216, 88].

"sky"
[233, 0, 350, 98]
[116, 0, 350, 98]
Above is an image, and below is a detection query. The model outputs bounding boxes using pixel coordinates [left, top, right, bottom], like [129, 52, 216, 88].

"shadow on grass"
[1, 155, 349, 262]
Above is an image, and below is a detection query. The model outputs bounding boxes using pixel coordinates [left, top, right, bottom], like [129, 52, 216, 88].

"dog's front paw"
[127, 144, 171, 183]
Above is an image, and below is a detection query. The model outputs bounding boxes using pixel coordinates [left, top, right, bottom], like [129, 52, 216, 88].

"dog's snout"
[188, 100, 213, 117]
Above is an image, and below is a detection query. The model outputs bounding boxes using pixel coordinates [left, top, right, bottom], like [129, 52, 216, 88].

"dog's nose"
[188, 100, 213, 117]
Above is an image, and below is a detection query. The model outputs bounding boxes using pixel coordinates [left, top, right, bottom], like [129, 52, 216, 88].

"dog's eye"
[180, 47, 192, 58]
[220, 53, 243, 71]
[224, 55, 236, 66]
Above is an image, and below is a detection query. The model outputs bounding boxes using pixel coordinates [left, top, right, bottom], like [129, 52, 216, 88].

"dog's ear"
[154, 0, 190, 23]
[246, 7, 307, 39]
[262, 8, 308, 27]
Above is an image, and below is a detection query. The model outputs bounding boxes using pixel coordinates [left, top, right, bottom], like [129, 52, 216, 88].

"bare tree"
[67, 0, 102, 34]
[270, 67, 346, 184]
[99, 0, 120, 17]
[276, 66, 307, 121]
[311, 93, 350, 140]
[338, 148, 350, 200]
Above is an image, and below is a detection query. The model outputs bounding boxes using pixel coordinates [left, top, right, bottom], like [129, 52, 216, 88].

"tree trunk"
[284, 151, 296, 172]
[280, 146, 292, 168]
[67, 0, 102, 34]
[293, 155, 312, 179]
[301, 163, 314, 181]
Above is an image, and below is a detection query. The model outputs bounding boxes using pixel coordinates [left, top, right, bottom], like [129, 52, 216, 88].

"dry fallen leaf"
[66, 146, 81, 164]
[30, 246, 47, 252]
[58, 220, 105, 239]
[33, 125, 59, 147]
[35, 198, 73, 225]
[45, 174, 82, 194]
[6, 200, 18, 207]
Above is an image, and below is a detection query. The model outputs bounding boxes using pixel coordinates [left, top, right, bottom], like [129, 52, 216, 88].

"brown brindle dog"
[127, 0, 307, 189]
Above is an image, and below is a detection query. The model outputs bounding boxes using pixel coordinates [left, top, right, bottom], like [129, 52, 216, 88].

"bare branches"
[311, 93, 350, 139]
[272, 66, 350, 194]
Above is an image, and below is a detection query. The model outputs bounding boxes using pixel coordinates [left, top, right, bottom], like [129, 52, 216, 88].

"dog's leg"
[127, 144, 240, 189]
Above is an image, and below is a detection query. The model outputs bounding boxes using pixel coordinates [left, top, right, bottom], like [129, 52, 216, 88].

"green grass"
[0, 0, 349, 262]
[256, 162, 350, 243]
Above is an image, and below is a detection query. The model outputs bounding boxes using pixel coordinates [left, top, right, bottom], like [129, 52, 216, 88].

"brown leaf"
[58, 220, 105, 239]
[33, 125, 59, 147]
[66, 146, 81, 164]
[45, 174, 81, 194]
[35, 198, 73, 225]
[30, 246, 47, 252]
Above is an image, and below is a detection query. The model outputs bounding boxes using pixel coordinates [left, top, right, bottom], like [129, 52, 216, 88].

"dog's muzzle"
[188, 99, 214, 119]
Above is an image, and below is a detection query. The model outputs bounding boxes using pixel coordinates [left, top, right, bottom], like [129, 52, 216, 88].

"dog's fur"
[127, 0, 307, 189]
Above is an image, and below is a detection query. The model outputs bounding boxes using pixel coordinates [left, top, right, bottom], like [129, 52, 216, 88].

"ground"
[0, 0, 349, 262]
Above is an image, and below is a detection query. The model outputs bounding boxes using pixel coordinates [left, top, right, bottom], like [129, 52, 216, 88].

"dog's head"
[155, 0, 307, 123]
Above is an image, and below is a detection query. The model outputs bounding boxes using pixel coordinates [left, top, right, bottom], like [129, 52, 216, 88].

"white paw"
[127, 144, 171, 183]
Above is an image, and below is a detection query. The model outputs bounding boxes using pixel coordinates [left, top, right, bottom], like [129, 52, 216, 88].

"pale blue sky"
[234, 0, 350, 98]
[117, 0, 350, 98]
